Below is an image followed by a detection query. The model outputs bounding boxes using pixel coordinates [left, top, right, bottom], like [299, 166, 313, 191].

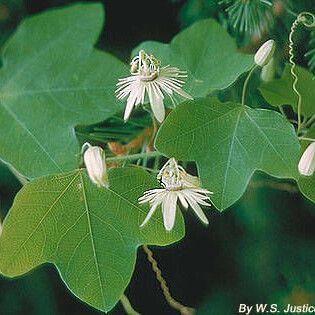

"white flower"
[139, 158, 212, 231]
[254, 39, 275, 67]
[139, 187, 212, 231]
[116, 50, 193, 123]
[298, 142, 315, 176]
[82, 142, 109, 188]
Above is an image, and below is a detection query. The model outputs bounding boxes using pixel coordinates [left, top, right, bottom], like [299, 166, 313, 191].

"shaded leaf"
[259, 64, 315, 117]
[0, 167, 185, 312]
[132, 19, 253, 97]
[155, 97, 300, 210]
[0, 4, 127, 179]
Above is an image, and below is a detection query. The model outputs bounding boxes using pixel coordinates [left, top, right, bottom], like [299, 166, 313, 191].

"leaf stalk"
[107, 151, 161, 162]
[241, 65, 257, 107]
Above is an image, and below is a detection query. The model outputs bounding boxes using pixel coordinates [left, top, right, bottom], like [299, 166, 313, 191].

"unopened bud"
[261, 58, 276, 82]
[82, 143, 109, 188]
[254, 39, 275, 67]
[298, 142, 315, 176]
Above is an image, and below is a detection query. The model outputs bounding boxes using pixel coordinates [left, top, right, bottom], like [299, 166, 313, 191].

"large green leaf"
[155, 97, 300, 210]
[0, 4, 127, 179]
[132, 19, 253, 97]
[259, 64, 315, 117]
[0, 167, 184, 312]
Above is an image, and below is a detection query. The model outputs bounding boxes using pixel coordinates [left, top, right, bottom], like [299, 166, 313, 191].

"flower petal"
[139, 190, 167, 206]
[177, 191, 189, 209]
[185, 193, 209, 225]
[124, 89, 138, 121]
[185, 190, 212, 206]
[298, 142, 315, 176]
[162, 192, 177, 231]
[147, 83, 165, 123]
[175, 88, 193, 100]
[140, 202, 160, 228]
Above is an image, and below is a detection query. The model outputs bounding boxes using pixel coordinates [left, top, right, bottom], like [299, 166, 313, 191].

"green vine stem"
[288, 12, 315, 134]
[241, 65, 257, 107]
[8, 165, 29, 186]
[298, 136, 315, 142]
[107, 151, 161, 162]
[120, 294, 140, 315]
[300, 113, 315, 130]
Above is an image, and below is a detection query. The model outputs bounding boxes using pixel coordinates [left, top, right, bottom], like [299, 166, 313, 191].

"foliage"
[0, 168, 184, 312]
[155, 97, 300, 210]
[259, 64, 315, 117]
[0, 4, 127, 179]
[0, 1, 315, 314]
[133, 18, 253, 99]
[306, 30, 315, 73]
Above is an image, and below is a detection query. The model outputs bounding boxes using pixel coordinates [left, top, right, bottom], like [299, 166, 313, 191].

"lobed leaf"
[0, 4, 128, 179]
[0, 167, 185, 312]
[132, 19, 254, 97]
[155, 97, 300, 210]
[259, 64, 315, 117]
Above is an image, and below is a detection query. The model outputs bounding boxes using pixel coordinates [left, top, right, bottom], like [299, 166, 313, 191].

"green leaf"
[155, 97, 300, 210]
[259, 64, 315, 117]
[132, 19, 253, 97]
[0, 167, 185, 312]
[0, 4, 127, 179]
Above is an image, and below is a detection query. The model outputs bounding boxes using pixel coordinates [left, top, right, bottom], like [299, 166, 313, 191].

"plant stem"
[106, 151, 161, 162]
[241, 65, 257, 107]
[143, 245, 195, 315]
[131, 164, 159, 173]
[120, 294, 140, 315]
[298, 137, 315, 142]
[301, 113, 315, 130]
[8, 165, 29, 186]
[278, 105, 286, 118]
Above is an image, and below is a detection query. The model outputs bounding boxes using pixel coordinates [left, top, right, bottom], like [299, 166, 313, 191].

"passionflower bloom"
[116, 50, 193, 123]
[82, 142, 109, 188]
[139, 158, 213, 231]
[298, 142, 315, 176]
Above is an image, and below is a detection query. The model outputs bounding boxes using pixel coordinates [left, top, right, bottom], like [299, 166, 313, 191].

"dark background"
[1, 1, 315, 314]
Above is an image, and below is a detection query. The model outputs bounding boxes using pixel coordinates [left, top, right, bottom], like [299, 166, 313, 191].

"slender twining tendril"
[142, 245, 195, 315]
[288, 12, 315, 133]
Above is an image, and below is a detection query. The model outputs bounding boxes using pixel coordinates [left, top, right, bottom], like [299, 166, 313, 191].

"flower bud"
[260, 58, 276, 82]
[82, 143, 109, 188]
[298, 142, 315, 176]
[254, 40, 276, 67]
